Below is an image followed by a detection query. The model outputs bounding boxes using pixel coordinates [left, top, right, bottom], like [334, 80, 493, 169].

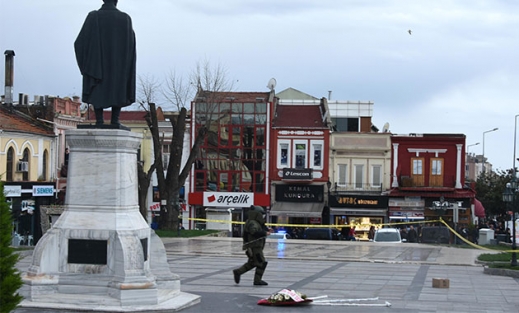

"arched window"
[22, 148, 30, 181]
[42, 150, 48, 181]
[6, 147, 14, 181]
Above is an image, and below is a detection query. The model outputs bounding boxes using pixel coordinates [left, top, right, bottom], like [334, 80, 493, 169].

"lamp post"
[467, 142, 480, 155]
[513, 115, 519, 179]
[502, 179, 517, 267]
[482, 128, 498, 174]
[466, 142, 480, 180]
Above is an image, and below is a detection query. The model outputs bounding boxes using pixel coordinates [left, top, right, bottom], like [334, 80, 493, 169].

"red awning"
[474, 199, 486, 218]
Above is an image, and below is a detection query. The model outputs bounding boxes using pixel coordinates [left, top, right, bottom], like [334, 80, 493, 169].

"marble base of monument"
[19, 129, 200, 312]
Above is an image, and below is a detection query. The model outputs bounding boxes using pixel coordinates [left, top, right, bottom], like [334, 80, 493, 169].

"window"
[431, 159, 442, 175]
[331, 117, 359, 132]
[430, 158, 444, 187]
[162, 144, 170, 169]
[310, 140, 323, 169]
[294, 142, 307, 169]
[354, 164, 364, 189]
[337, 164, 347, 186]
[6, 147, 14, 182]
[42, 150, 48, 181]
[277, 140, 290, 168]
[22, 148, 30, 181]
[411, 158, 424, 186]
[371, 165, 382, 188]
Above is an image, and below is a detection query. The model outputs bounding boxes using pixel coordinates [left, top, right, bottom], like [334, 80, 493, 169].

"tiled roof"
[272, 105, 328, 129]
[196, 91, 271, 103]
[0, 105, 54, 136]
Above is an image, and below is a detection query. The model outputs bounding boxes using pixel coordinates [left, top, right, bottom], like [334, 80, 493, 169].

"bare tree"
[162, 70, 192, 111]
[137, 60, 234, 231]
[135, 75, 161, 221]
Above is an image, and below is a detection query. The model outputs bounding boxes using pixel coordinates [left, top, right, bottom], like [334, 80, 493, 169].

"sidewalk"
[15, 237, 519, 313]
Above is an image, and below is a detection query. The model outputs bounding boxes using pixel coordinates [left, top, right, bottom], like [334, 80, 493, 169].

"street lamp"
[467, 142, 480, 155]
[482, 128, 498, 174]
[502, 179, 518, 267]
[513, 115, 519, 179]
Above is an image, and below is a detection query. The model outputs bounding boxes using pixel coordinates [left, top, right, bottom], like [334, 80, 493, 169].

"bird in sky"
[408, 29, 412, 35]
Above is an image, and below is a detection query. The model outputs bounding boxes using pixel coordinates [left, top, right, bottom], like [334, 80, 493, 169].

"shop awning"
[474, 199, 486, 218]
[269, 202, 323, 218]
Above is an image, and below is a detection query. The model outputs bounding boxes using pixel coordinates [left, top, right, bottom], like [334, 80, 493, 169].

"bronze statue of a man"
[74, 0, 136, 127]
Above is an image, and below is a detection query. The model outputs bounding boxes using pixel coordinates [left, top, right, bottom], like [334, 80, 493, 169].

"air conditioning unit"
[17, 161, 29, 172]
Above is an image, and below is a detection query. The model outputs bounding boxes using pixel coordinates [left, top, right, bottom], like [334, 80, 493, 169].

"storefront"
[4, 182, 56, 246]
[188, 191, 269, 236]
[329, 194, 388, 240]
[269, 183, 326, 225]
[388, 198, 425, 223]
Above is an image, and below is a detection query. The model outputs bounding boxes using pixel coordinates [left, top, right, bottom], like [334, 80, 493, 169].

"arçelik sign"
[203, 192, 254, 207]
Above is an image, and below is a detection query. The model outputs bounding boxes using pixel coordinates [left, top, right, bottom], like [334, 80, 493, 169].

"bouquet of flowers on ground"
[265, 289, 308, 304]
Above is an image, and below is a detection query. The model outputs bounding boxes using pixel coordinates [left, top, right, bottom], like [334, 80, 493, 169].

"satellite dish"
[79, 103, 89, 113]
[267, 78, 277, 91]
[382, 122, 390, 133]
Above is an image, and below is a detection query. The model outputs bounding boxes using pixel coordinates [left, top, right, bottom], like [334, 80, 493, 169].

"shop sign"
[32, 185, 54, 196]
[282, 168, 312, 180]
[309, 217, 321, 224]
[203, 192, 254, 207]
[330, 195, 388, 208]
[275, 184, 323, 202]
[389, 211, 424, 218]
[4, 185, 22, 197]
[389, 199, 424, 207]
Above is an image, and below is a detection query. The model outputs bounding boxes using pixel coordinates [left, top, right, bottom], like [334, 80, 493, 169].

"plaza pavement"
[14, 237, 519, 313]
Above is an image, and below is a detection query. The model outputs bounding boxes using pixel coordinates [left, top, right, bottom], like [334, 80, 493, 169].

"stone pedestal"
[20, 129, 200, 312]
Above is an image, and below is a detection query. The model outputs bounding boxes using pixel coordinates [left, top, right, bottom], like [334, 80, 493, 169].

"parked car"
[373, 228, 404, 243]
[269, 232, 291, 240]
[303, 228, 341, 240]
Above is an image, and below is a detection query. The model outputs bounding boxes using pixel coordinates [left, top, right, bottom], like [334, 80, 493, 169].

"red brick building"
[269, 98, 332, 225]
[388, 134, 476, 226]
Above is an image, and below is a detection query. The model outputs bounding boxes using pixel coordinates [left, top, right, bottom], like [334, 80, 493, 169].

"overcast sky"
[1, 0, 519, 171]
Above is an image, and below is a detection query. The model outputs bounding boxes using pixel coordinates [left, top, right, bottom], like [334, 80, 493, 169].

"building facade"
[0, 104, 57, 245]
[269, 96, 331, 226]
[188, 90, 274, 235]
[388, 134, 475, 229]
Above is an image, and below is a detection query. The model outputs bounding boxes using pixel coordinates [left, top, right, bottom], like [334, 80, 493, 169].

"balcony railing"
[333, 183, 383, 193]
[398, 175, 456, 188]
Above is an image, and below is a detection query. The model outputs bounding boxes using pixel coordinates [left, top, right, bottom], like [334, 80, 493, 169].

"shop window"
[310, 140, 323, 170]
[411, 158, 424, 186]
[371, 165, 381, 188]
[430, 158, 443, 187]
[354, 164, 364, 189]
[294, 141, 307, 169]
[337, 164, 347, 186]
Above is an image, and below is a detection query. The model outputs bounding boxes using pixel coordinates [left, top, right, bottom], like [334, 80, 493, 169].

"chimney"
[4, 50, 15, 105]
[328, 90, 332, 100]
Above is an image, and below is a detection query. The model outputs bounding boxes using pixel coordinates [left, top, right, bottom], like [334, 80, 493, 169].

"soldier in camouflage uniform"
[233, 205, 271, 286]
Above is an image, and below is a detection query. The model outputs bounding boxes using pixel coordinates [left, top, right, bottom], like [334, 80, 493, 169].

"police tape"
[188, 217, 519, 252]
[438, 218, 519, 252]
[186, 217, 442, 229]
